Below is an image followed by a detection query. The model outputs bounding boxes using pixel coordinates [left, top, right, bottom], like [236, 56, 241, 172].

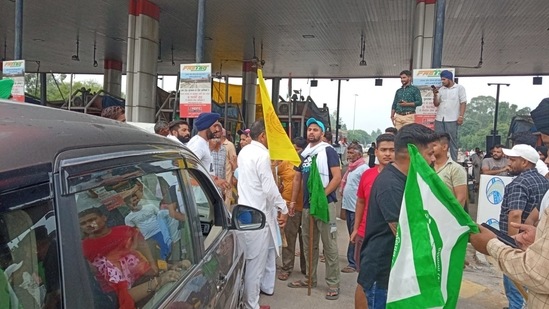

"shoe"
[260, 306, 271, 309]
[341, 266, 356, 273]
[260, 290, 274, 296]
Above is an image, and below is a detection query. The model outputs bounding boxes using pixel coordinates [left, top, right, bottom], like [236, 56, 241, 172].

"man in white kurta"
[237, 120, 288, 309]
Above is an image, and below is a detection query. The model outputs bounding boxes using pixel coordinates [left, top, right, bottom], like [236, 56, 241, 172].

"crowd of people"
[98, 72, 549, 309]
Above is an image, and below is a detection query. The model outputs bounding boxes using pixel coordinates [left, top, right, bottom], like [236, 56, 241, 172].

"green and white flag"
[387, 145, 478, 309]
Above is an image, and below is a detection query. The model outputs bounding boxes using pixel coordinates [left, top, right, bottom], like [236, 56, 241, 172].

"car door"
[161, 160, 244, 308]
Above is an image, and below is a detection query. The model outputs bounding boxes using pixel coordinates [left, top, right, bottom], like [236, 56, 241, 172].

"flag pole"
[308, 214, 313, 295]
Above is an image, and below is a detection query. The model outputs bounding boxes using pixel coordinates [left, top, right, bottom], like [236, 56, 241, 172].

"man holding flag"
[288, 118, 342, 301]
[358, 124, 438, 308]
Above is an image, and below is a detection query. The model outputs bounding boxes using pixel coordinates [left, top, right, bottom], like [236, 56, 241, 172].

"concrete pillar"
[103, 60, 122, 97]
[125, 0, 137, 118]
[241, 61, 257, 128]
[125, 0, 159, 122]
[412, 0, 436, 69]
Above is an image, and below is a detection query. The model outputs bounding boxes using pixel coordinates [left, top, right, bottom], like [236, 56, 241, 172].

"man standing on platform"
[433, 70, 467, 161]
[390, 70, 422, 130]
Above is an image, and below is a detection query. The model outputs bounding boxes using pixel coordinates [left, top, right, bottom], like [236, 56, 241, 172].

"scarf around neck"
[340, 157, 366, 194]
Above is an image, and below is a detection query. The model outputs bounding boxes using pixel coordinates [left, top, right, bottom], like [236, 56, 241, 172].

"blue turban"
[194, 112, 220, 131]
[440, 70, 453, 81]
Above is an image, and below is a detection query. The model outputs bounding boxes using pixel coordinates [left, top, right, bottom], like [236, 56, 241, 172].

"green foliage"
[24, 73, 103, 103]
[330, 110, 347, 131]
[370, 129, 382, 142]
[347, 129, 372, 145]
[459, 96, 531, 150]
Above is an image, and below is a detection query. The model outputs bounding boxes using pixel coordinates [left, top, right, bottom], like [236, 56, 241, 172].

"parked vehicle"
[0, 100, 264, 309]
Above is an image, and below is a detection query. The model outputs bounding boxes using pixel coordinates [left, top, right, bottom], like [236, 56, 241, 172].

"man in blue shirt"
[288, 118, 342, 301]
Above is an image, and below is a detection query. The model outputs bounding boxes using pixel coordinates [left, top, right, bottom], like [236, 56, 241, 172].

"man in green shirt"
[390, 70, 422, 130]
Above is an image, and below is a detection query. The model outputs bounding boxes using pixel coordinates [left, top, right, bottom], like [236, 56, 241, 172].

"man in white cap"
[497, 144, 549, 309]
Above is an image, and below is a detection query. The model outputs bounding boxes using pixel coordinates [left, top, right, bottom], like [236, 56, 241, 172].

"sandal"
[341, 266, 356, 273]
[287, 279, 316, 288]
[325, 287, 340, 300]
[277, 272, 290, 281]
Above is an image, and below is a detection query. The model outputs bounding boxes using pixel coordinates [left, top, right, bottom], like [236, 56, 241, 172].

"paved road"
[260, 217, 508, 308]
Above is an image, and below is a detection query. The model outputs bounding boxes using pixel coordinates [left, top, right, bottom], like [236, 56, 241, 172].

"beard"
[178, 135, 191, 144]
[206, 130, 216, 140]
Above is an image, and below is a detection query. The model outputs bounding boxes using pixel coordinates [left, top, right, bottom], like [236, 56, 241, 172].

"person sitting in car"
[79, 207, 180, 308]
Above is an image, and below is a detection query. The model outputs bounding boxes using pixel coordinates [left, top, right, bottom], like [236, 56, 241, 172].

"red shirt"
[356, 166, 381, 237]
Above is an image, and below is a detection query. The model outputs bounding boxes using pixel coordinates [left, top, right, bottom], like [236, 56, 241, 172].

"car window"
[0, 200, 60, 309]
[181, 170, 224, 250]
[71, 167, 197, 309]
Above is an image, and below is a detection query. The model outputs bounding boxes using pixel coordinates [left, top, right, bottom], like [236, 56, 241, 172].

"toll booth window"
[0, 200, 60, 309]
[73, 169, 196, 308]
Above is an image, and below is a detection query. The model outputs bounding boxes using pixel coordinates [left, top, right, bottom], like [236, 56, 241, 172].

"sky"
[76, 74, 549, 133]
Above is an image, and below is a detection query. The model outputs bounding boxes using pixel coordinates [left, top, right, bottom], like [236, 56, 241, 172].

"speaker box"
[375, 78, 383, 86]
[310, 80, 318, 87]
[485, 135, 501, 150]
[533, 77, 542, 85]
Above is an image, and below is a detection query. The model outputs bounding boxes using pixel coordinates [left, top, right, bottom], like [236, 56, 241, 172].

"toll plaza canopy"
[0, 0, 548, 78]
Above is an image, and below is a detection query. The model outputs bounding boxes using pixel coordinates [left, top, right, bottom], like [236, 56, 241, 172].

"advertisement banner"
[179, 63, 212, 118]
[2, 60, 25, 102]
[476, 174, 514, 228]
[412, 68, 455, 129]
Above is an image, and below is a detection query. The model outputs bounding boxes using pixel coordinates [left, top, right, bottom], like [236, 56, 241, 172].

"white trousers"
[243, 230, 270, 309]
[260, 245, 276, 294]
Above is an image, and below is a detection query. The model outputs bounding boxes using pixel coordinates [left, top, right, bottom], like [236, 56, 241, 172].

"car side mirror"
[231, 205, 266, 231]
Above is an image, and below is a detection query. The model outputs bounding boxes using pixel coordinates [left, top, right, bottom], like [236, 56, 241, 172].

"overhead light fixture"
[157, 39, 162, 62]
[71, 38, 80, 61]
[171, 44, 175, 66]
[310, 80, 318, 87]
[302, 34, 315, 39]
[93, 41, 98, 67]
[359, 30, 367, 66]
[533, 76, 543, 85]
[204, 36, 213, 41]
[375, 78, 382, 86]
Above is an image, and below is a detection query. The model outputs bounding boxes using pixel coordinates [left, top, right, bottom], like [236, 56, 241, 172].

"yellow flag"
[257, 69, 301, 166]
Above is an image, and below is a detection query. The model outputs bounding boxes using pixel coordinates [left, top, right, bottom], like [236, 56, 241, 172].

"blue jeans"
[503, 275, 525, 309]
[345, 210, 356, 269]
[434, 120, 458, 161]
[363, 282, 387, 309]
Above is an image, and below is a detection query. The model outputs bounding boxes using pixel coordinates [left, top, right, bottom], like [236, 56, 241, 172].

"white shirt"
[187, 135, 213, 175]
[436, 83, 467, 122]
[237, 141, 288, 256]
[125, 203, 160, 239]
[539, 190, 549, 221]
[166, 134, 183, 145]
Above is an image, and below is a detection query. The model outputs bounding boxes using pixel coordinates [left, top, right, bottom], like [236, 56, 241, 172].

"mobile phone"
[431, 85, 436, 89]
[481, 223, 519, 249]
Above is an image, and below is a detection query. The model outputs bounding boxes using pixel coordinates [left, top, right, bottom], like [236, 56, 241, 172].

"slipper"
[341, 266, 356, 273]
[325, 287, 340, 300]
[287, 279, 316, 288]
[295, 250, 300, 256]
[277, 272, 290, 281]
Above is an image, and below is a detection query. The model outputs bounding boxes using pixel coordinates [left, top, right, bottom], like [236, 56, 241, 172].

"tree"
[330, 110, 347, 132]
[24, 73, 103, 104]
[458, 95, 531, 150]
[347, 129, 372, 145]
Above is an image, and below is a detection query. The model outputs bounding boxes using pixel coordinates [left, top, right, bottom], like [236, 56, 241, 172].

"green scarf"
[307, 155, 330, 223]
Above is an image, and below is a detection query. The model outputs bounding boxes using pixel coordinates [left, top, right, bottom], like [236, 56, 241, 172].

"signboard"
[476, 174, 514, 229]
[2, 60, 25, 102]
[412, 68, 455, 129]
[179, 63, 212, 118]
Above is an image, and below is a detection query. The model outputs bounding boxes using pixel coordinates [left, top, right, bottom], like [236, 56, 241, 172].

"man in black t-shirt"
[357, 123, 437, 309]
[288, 118, 342, 300]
